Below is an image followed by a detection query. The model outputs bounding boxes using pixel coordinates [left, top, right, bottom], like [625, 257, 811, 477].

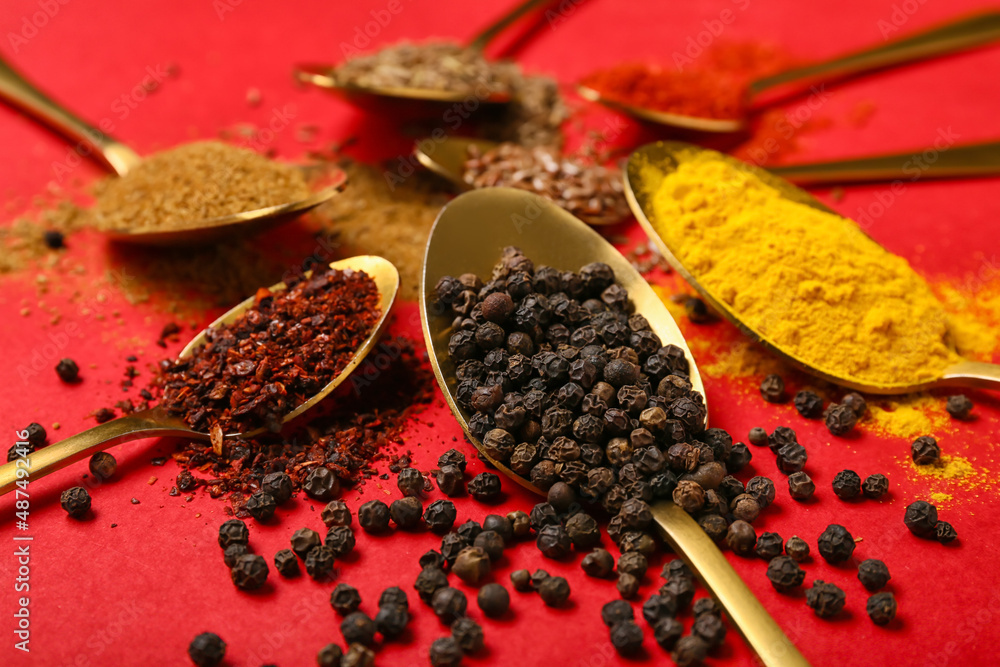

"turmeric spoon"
[420, 187, 810, 667]
[579, 10, 1000, 134]
[625, 141, 1000, 394]
[0, 256, 399, 496]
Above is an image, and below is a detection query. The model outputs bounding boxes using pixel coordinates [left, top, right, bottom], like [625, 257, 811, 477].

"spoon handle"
[467, 0, 554, 52]
[936, 360, 1000, 391]
[652, 502, 811, 667]
[769, 140, 1000, 186]
[0, 55, 141, 176]
[747, 10, 1000, 106]
[0, 410, 196, 496]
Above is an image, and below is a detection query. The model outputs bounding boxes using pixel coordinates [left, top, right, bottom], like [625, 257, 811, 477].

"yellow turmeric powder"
[647, 153, 960, 387]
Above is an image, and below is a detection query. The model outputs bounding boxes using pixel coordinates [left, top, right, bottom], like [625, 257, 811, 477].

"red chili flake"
[150, 265, 381, 435]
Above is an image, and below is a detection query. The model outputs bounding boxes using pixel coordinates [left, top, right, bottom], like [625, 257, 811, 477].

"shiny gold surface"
[0, 256, 399, 496]
[0, 55, 346, 245]
[420, 188, 808, 667]
[295, 0, 553, 107]
[581, 11, 1000, 134]
[626, 140, 1000, 394]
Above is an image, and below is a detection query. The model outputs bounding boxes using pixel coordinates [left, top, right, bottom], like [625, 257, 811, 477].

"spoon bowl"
[0, 255, 399, 496]
[419, 187, 809, 667]
[625, 140, 1000, 394]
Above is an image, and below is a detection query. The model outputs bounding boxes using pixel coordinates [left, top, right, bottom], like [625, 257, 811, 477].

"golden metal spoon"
[294, 0, 552, 107]
[0, 56, 347, 246]
[579, 10, 1000, 133]
[0, 256, 399, 496]
[419, 187, 809, 667]
[626, 141, 1000, 394]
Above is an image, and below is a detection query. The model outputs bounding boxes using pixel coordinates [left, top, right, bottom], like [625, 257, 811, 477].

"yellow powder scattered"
[646, 152, 960, 387]
[867, 394, 954, 441]
[930, 492, 954, 506]
[915, 454, 977, 480]
[901, 454, 996, 508]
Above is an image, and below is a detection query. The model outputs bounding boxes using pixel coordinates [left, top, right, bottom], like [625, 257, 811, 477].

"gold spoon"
[416, 135, 1000, 193]
[579, 10, 1000, 133]
[0, 256, 399, 496]
[626, 141, 1000, 394]
[294, 0, 552, 107]
[419, 187, 810, 667]
[0, 56, 347, 246]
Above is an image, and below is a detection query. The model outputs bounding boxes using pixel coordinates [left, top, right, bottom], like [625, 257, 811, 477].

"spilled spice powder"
[901, 453, 996, 508]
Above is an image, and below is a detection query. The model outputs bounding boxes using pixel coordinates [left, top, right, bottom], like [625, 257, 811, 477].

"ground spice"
[153, 265, 380, 433]
[646, 152, 960, 386]
[0, 201, 87, 274]
[900, 453, 996, 508]
[92, 141, 309, 232]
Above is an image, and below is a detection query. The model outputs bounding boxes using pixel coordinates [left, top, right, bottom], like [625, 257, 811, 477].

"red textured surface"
[2, 1, 1000, 666]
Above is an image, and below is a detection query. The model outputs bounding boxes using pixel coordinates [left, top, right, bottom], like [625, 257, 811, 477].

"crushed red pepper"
[152, 265, 380, 434]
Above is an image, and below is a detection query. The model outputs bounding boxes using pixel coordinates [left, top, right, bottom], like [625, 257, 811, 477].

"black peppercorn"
[431, 587, 468, 624]
[340, 611, 376, 646]
[842, 392, 867, 418]
[654, 617, 684, 651]
[536, 524, 572, 559]
[697, 514, 728, 542]
[414, 567, 449, 604]
[911, 435, 940, 465]
[223, 543, 248, 568]
[88, 452, 116, 481]
[759, 374, 786, 403]
[423, 499, 458, 534]
[316, 644, 343, 667]
[726, 520, 757, 557]
[218, 518, 249, 549]
[55, 358, 80, 383]
[58, 486, 91, 519]
[793, 390, 824, 418]
[601, 599, 634, 628]
[374, 604, 409, 639]
[825, 403, 858, 436]
[661, 578, 695, 610]
[477, 583, 510, 617]
[692, 613, 726, 648]
[775, 442, 808, 474]
[642, 593, 678, 623]
[429, 636, 463, 667]
[188, 632, 226, 667]
[358, 499, 390, 532]
[730, 494, 760, 523]
[672, 635, 709, 667]
[785, 536, 810, 562]
[438, 448, 467, 472]
[945, 394, 973, 420]
[786, 471, 815, 501]
[862, 473, 889, 499]
[305, 545, 335, 580]
[747, 427, 769, 447]
[806, 580, 846, 618]
[456, 519, 482, 543]
[766, 556, 805, 593]
[509, 568, 532, 592]
[390, 496, 424, 530]
[817, 524, 855, 564]
[230, 554, 268, 590]
[245, 492, 277, 522]
[440, 533, 468, 566]
[546, 481, 576, 512]
[831, 469, 862, 500]
[755, 531, 784, 560]
[274, 549, 299, 577]
[343, 643, 375, 667]
[609, 619, 644, 656]
[467, 472, 502, 502]
[420, 550, 445, 570]
[727, 442, 752, 473]
[565, 512, 601, 549]
[377, 586, 408, 610]
[397, 467, 426, 497]
[578, 548, 612, 578]
[745, 476, 776, 509]
[482, 513, 514, 542]
[331, 583, 362, 615]
[867, 591, 897, 626]
[290, 527, 321, 558]
[538, 575, 570, 606]
[473, 530, 505, 561]
[436, 465, 465, 497]
[692, 598, 720, 618]
[936, 520, 957, 544]
[452, 547, 491, 585]
[672, 480, 705, 513]
[857, 559, 891, 591]
[450, 617, 484, 653]
[481, 291, 514, 323]
[903, 500, 938, 538]
[325, 525, 356, 558]
[303, 466, 340, 501]
[617, 573, 640, 599]
[261, 471, 293, 504]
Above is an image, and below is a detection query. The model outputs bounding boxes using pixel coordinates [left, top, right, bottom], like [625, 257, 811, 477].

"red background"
[2, 1, 999, 666]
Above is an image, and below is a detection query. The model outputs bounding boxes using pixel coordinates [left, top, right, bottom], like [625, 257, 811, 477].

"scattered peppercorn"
[817, 524, 855, 564]
[565, 512, 601, 549]
[218, 519, 249, 548]
[261, 471, 293, 504]
[806, 580, 846, 618]
[787, 471, 815, 500]
[415, 567, 449, 604]
[321, 499, 353, 528]
[341, 611, 376, 646]
[745, 476, 775, 509]
[784, 536, 810, 562]
[290, 527, 321, 558]
[187, 632, 226, 667]
[866, 591, 897, 626]
[862, 474, 889, 499]
[654, 617, 684, 651]
[432, 587, 468, 624]
[274, 549, 299, 577]
[825, 403, 857, 436]
[343, 643, 375, 667]
[424, 499, 458, 533]
[857, 559, 891, 591]
[230, 554, 268, 590]
[397, 467, 426, 497]
[23, 422, 48, 448]
[726, 520, 757, 557]
[618, 551, 649, 579]
[730, 494, 760, 523]
[692, 613, 726, 648]
[305, 545, 336, 580]
[775, 442, 808, 474]
[303, 466, 340, 501]
[429, 636, 464, 667]
[467, 472, 502, 501]
[245, 492, 277, 522]
[477, 583, 510, 617]
[390, 496, 424, 530]
[642, 593, 678, 624]
[759, 374, 787, 403]
[55, 358, 80, 383]
[317, 644, 343, 667]
[841, 392, 867, 418]
[325, 525, 356, 557]
[747, 427, 769, 447]
[831, 470, 862, 500]
[358, 499, 391, 532]
[766, 556, 805, 592]
[684, 296, 714, 324]
[538, 575, 571, 606]
[43, 228, 65, 249]
[510, 569, 532, 591]
[935, 520, 958, 544]
[661, 578, 695, 610]
[911, 435, 940, 465]
[536, 524, 572, 559]
[374, 604, 409, 639]
[904, 500, 938, 538]
[672, 635, 709, 667]
[610, 619, 644, 655]
[692, 598, 721, 619]
[88, 452, 116, 481]
[223, 543, 248, 568]
[945, 394, 973, 420]
[474, 530, 505, 561]
[451, 616, 484, 653]
[793, 390, 823, 418]
[755, 532, 784, 560]
[507, 510, 531, 538]
[452, 547, 491, 585]
[617, 573, 640, 599]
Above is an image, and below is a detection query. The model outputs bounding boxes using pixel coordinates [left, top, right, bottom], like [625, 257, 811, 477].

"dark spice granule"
[911, 436, 940, 465]
[857, 559, 891, 591]
[429, 637, 463, 667]
[510, 569, 533, 591]
[862, 474, 889, 499]
[154, 266, 380, 434]
[825, 403, 858, 436]
[432, 587, 468, 624]
[467, 472, 502, 501]
[536, 523, 572, 558]
[218, 519, 249, 548]
[424, 499, 458, 533]
[617, 573, 640, 599]
[477, 583, 510, 617]
[672, 635, 709, 666]
[654, 617, 684, 650]
[787, 471, 815, 500]
[817, 524, 855, 564]
[261, 472, 293, 504]
[755, 531, 784, 560]
[609, 619, 644, 655]
[768, 426, 797, 453]
[745, 476, 775, 509]
[374, 604, 409, 639]
[806, 580, 846, 618]
[222, 543, 248, 567]
[904, 500, 938, 538]
[730, 494, 760, 523]
[726, 520, 756, 557]
[452, 547, 491, 585]
[88, 452, 117, 481]
[456, 519, 482, 542]
[538, 575, 570, 606]
[842, 392, 867, 417]
[379, 586, 409, 609]
[766, 556, 805, 592]
[188, 632, 226, 667]
[945, 394, 973, 420]
[618, 551, 649, 579]
[415, 567, 449, 604]
[661, 578, 695, 610]
[358, 499, 391, 532]
[55, 358, 80, 383]
[438, 448, 467, 471]
[317, 644, 343, 667]
[436, 465, 465, 496]
[602, 599, 634, 627]
[793, 390, 823, 418]
[273, 549, 299, 577]
[343, 643, 375, 667]
[304, 545, 335, 580]
[759, 374, 786, 403]
[698, 514, 728, 542]
[775, 442, 807, 474]
[397, 467, 425, 497]
[473, 530, 505, 561]
[692, 613, 726, 648]
[321, 499, 353, 527]
[747, 427, 768, 447]
[245, 492, 276, 521]
[692, 598, 721, 619]
[867, 592, 897, 625]
[390, 496, 424, 530]
[93, 407, 115, 423]
[303, 466, 340, 501]
[331, 583, 362, 615]
[451, 617, 484, 653]
[340, 611, 376, 646]
[935, 520, 958, 544]
[643, 593, 678, 623]
[230, 554, 268, 590]
[785, 536, 810, 562]
[831, 470, 862, 500]
[290, 527, 321, 558]
[420, 550, 445, 570]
